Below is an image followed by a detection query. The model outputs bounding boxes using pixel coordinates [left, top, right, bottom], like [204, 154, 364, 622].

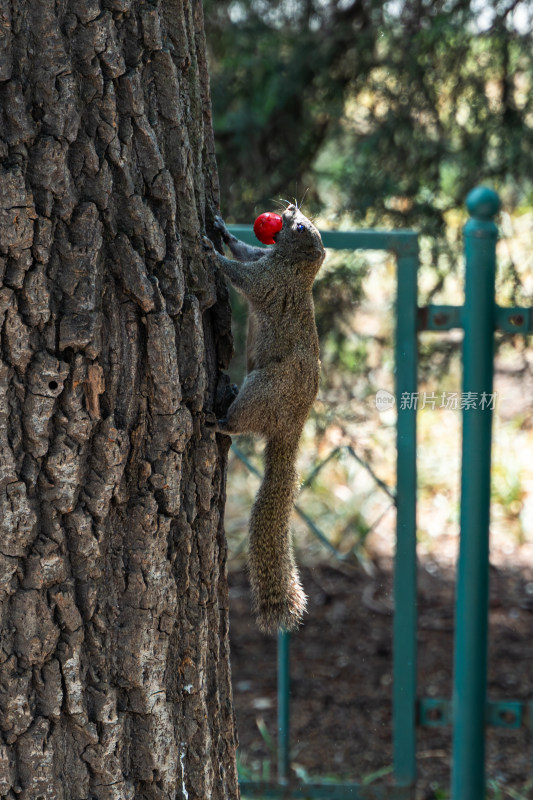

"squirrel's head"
[273, 205, 325, 280]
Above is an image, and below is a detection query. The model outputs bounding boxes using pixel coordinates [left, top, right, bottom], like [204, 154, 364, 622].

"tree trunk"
[0, 1, 238, 798]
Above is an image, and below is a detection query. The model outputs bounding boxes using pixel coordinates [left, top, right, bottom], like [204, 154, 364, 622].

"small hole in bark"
[48, 380, 59, 391]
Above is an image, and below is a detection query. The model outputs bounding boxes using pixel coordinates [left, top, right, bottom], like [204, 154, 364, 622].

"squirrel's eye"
[296, 223, 305, 232]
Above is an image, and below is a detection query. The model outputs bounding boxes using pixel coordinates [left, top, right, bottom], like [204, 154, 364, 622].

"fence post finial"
[466, 186, 501, 221]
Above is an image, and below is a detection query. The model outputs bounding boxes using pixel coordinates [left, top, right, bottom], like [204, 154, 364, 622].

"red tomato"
[253, 212, 283, 245]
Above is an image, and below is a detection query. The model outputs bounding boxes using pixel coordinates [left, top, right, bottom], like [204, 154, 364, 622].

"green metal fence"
[229, 187, 531, 799]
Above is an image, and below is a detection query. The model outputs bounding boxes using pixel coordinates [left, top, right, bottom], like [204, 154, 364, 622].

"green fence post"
[393, 241, 420, 791]
[278, 630, 291, 784]
[451, 187, 500, 800]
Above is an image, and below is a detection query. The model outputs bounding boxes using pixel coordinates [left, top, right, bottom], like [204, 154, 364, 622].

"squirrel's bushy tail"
[248, 433, 306, 634]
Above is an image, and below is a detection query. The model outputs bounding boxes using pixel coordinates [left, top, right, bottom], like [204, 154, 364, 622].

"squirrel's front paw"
[202, 235, 219, 270]
[202, 234, 216, 253]
[214, 215, 232, 243]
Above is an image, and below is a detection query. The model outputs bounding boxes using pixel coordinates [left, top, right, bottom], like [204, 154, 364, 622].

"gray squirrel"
[209, 205, 325, 633]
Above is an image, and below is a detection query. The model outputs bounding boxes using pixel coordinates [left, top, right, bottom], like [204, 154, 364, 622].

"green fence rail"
[229, 187, 531, 799]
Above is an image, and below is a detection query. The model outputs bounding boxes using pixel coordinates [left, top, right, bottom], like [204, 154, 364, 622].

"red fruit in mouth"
[253, 212, 283, 245]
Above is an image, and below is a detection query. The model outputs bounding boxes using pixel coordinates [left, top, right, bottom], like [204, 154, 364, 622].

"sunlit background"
[204, 2, 533, 796]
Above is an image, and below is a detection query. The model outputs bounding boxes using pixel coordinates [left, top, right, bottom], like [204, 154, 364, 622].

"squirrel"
[208, 204, 326, 634]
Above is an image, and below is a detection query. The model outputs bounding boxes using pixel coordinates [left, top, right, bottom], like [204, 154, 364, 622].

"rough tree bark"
[0, 1, 239, 798]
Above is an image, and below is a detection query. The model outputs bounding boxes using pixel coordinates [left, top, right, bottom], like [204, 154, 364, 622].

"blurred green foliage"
[207, 0, 533, 571]
[204, 0, 533, 230]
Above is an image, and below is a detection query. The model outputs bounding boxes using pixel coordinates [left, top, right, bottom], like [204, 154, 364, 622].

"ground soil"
[228, 559, 533, 799]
